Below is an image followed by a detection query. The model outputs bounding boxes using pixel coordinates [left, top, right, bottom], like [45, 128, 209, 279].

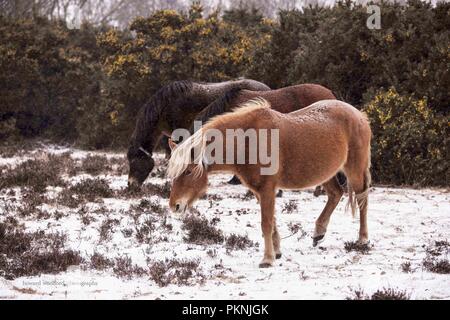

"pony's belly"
[278, 157, 345, 190]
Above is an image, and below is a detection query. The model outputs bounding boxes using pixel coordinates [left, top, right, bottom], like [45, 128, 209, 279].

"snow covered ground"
[0, 146, 449, 300]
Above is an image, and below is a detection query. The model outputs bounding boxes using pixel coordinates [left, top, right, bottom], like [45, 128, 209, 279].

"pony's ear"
[168, 138, 177, 151]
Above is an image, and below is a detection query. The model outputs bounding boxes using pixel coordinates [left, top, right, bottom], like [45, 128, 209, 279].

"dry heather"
[344, 241, 372, 254]
[282, 199, 298, 214]
[149, 258, 202, 287]
[182, 215, 225, 245]
[0, 222, 82, 280]
[113, 256, 146, 279]
[422, 241, 450, 274]
[348, 287, 410, 300]
[58, 178, 114, 207]
[225, 234, 255, 251]
[0, 154, 72, 192]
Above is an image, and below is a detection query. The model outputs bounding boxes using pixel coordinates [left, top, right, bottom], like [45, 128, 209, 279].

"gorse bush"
[0, 1, 448, 186]
[0, 16, 103, 142]
[364, 89, 449, 186]
[93, 4, 270, 146]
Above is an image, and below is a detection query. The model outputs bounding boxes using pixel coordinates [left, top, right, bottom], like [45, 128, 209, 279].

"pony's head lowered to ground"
[167, 130, 208, 213]
[127, 81, 193, 187]
[167, 98, 279, 214]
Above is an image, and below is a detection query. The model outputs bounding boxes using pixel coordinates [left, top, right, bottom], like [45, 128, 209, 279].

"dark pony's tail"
[191, 87, 244, 132]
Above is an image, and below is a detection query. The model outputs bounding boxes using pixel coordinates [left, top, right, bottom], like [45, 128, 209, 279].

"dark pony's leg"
[229, 176, 283, 198]
[313, 172, 346, 197]
[228, 175, 242, 185]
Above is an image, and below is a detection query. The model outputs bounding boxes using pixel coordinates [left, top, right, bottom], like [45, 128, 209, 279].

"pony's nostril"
[176, 204, 180, 211]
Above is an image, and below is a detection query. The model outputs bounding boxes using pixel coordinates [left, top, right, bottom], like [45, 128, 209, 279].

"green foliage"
[364, 89, 449, 186]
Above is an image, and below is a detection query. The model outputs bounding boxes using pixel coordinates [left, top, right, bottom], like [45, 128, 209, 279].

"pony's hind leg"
[313, 177, 344, 247]
[356, 190, 369, 244]
[344, 167, 371, 244]
[273, 218, 282, 259]
[258, 189, 276, 268]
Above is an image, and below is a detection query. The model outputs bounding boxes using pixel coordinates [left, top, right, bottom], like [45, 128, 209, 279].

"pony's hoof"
[312, 235, 325, 247]
[276, 190, 283, 198]
[275, 253, 282, 259]
[259, 262, 273, 268]
[357, 239, 370, 245]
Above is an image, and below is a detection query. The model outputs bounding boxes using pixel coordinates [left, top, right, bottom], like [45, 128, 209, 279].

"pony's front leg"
[259, 191, 276, 268]
[273, 219, 282, 259]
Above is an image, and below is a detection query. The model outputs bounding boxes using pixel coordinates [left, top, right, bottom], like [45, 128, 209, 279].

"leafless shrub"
[0, 155, 70, 192]
[181, 215, 224, 245]
[58, 178, 113, 207]
[146, 181, 171, 199]
[149, 259, 202, 287]
[121, 228, 133, 238]
[90, 252, 114, 270]
[207, 193, 223, 201]
[109, 156, 128, 175]
[16, 188, 50, 217]
[99, 218, 120, 242]
[207, 249, 217, 258]
[344, 241, 372, 254]
[77, 206, 94, 225]
[287, 222, 307, 239]
[70, 178, 114, 201]
[422, 241, 449, 274]
[401, 261, 412, 273]
[131, 198, 167, 215]
[0, 222, 82, 280]
[113, 256, 146, 279]
[135, 217, 156, 244]
[116, 181, 171, 199]
[347, 287, 410, 300]
[282, 200, 298, 214]
[79, 154, 112, 176]
[225, 234, 254, 251]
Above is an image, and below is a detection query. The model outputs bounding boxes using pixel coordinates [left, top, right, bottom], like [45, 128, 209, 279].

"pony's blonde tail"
[346, 165, 371, 218]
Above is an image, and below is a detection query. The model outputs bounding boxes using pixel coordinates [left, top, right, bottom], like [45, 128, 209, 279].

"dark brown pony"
[127, 79, 270, 187]
[192, 84, 336, 129]
[168, 99, 371, 268]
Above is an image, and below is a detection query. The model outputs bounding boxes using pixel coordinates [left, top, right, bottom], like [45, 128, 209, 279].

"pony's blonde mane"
[167, 98, 271, 179]
[167, 128, 206, 179]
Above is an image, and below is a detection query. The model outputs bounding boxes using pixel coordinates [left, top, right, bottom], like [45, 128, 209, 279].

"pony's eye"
[185, 169, 192, 175]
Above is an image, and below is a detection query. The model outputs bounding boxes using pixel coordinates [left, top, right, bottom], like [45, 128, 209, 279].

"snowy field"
[0, 145, 449, 300]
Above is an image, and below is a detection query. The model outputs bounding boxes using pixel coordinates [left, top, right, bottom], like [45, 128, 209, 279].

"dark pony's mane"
[191, 87, 243, 132]
[131, 80, 193, 152]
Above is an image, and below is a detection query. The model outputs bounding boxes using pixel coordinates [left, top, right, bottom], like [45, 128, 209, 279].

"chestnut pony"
[190, 83, 341, 192]
[167, 99, 371, 268]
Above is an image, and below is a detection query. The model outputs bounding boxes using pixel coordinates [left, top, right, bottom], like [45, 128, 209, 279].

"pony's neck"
[202, 119, 250, 175]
